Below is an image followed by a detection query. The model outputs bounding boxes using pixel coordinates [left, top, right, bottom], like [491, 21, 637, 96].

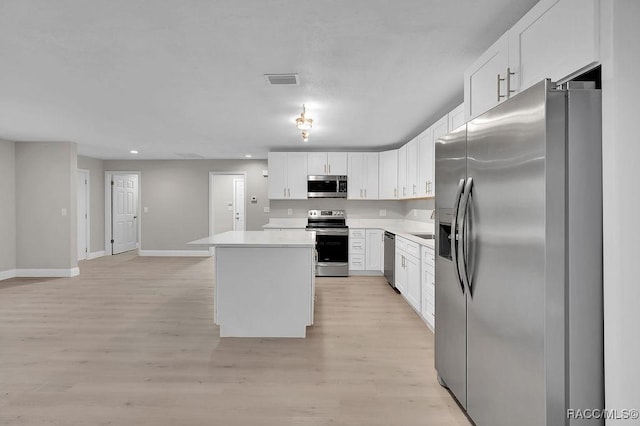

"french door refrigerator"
[434, 79, 603, 426]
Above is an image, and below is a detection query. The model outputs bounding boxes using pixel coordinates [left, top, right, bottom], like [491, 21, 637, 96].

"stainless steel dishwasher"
[384, 231, 397, 291]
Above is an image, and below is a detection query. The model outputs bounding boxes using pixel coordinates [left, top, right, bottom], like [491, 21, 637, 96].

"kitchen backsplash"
[269, 198, 434, 222]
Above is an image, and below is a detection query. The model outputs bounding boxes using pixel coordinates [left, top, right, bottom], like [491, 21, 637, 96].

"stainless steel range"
[306, 210, 348, 277]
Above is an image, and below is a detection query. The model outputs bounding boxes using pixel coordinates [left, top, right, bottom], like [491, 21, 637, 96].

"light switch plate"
[379, 209, 387, 217]
[287, 208, 293, 215]
[143, 206, 149, 213]
[61, 208, 67, 217]
[413, 209, 418, 217]
[263, 206, 270, 213]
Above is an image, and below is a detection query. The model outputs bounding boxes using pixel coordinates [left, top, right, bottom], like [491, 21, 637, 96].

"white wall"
[0, 139, 16, 275]
[601, 0, 640, 421]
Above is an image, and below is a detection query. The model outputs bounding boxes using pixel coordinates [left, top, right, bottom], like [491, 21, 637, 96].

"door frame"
[209, 172, 247, 255]
[77, 169, 90, 261]
[105, 171, 142, 255]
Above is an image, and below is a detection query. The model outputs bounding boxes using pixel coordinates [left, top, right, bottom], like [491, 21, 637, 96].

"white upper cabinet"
[397, 144, 408, 199]
[448, 103, 465, 131]
[268, 152, 308, 200]
[507, 0, 599, 95]
[417, 128, 433, 198]
[307, 152, 348, 175]
[406, 137, 418, 198]
[465, 0, 599, 121]
[464, 33, 509, 122]
[379, 150, 398, 200]
[347, 152, 379, 200]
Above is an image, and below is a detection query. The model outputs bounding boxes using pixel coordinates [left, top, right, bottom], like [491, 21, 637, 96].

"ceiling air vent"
[264, 73, 299, 86]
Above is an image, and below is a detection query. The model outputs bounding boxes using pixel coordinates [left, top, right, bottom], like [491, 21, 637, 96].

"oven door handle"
[311, 228, 349, 235]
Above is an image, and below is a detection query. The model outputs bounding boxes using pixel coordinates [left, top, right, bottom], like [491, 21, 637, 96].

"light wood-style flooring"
[0, 253, 470, 425]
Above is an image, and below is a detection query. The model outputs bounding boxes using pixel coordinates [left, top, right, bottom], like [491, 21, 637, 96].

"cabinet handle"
[403, 187, 406, 197]
[413, 184, 416, 195]
[284, 188, 286, 198]
[497, 73, 506, 102]
[426, 181, 428, 194]
[360, 188, 363, 198]
[506, 67, 515, 98]
[287, 188, 290, 197]
[328, 164, 331, 174]
[394, 188, 397, 198]
[364, 188, 367, 198]
[324, 164, 327, 173]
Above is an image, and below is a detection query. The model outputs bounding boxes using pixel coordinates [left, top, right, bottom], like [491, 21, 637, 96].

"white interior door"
[112, 174, 138, 254]
[77, 170, 88, 260]
[233, 178, 245, 231]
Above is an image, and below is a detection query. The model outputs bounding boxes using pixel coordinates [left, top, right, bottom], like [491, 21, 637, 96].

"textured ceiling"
[0, 0, 539, 159]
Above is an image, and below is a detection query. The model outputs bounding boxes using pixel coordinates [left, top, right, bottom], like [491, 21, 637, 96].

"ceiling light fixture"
[130, 150, 139, 154]
[245, 154, 252, 158]
[295, 104, 313, 142]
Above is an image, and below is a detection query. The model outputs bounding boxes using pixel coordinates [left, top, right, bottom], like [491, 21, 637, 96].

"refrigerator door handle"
[458, 177, 474, 295]
[450, 178, 466, 294]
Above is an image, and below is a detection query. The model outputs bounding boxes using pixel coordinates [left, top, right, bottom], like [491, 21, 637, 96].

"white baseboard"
[87, 251, 105, 260]
[138, 250, 211, 257]
[10, 267, 80, 278]
[0, 269, 17, 281]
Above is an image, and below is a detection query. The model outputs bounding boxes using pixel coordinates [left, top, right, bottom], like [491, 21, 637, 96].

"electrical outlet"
[143, 206, 149, 213]
[413, 209, 418, 217]
[61, 208, 67, 217]
[263, 206, 270, 213]
[287, 208, 293, 215]
[379, 209, 387, 217]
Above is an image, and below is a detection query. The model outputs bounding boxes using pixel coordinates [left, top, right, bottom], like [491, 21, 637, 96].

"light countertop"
[262, 218, 436, 248]
[188, 230, 316, 248]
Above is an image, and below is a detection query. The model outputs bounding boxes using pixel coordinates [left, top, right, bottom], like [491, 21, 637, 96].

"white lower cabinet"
[421, 245, 435, 330]
[395, 236, 421, 313]
[349, 229, 384, 274]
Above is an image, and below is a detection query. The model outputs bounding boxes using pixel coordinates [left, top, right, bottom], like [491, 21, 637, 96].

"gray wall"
[77, 155, 105, 253]
[103, 159, 269, 250]
[0, 140, 16, 273]
[15, 142, 77, 269]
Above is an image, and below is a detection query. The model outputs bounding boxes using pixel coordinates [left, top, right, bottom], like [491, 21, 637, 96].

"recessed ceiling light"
[130, 150, 138, 154]
[245, 154, 252, 158]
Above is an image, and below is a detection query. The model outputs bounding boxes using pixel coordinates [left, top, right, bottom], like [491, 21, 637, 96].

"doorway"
[209, 172, 247, 241]
[77, 169, 89, 260]
[105, 172, 140, 255]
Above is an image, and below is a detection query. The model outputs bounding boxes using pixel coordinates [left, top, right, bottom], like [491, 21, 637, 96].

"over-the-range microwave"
[307, 175, 347, 198]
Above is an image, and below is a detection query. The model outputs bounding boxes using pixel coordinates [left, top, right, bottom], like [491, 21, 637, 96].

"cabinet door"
[395, 250, 406, 294]
[430, 115, 449, 197]
[398, 145, 408, 199]
[508, 0, 598, 95]
[406, 138, 418, 198]
[362, 152, 379, 199]
[378, 150, 398, 199]
[287, 152, 308, 199]
[365, 229, 383, 271]
[347, 153, 364, 199]
[417, 128, 433, 198]
[406, 254, 421, 312]
[464, 33, 509, 121]
[307, 152, 328, 175]
[267, 152, 287, 199]
[448, 103, 465, 131]
[327, 152, 348, 175]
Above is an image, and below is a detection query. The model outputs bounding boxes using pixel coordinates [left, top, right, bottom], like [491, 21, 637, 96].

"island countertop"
[188, 230, 316, 248]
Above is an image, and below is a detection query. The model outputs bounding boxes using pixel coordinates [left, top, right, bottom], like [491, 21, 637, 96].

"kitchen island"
[189, 230, 316, 338]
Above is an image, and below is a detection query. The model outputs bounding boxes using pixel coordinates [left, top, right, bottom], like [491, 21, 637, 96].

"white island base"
[190, 231, 316, 338]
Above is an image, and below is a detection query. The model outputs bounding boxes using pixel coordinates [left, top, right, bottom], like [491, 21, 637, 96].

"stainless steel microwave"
[307, 175, 348, 198]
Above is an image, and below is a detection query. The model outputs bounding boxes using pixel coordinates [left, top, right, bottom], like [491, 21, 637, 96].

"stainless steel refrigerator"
[434, 79, 603, 426]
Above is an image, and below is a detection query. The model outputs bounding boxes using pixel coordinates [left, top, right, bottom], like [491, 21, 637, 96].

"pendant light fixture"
[295, 104, 313, 142]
